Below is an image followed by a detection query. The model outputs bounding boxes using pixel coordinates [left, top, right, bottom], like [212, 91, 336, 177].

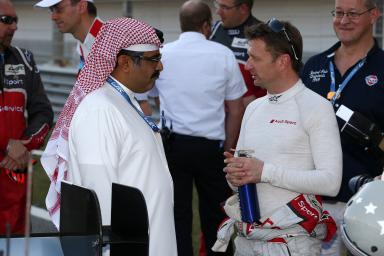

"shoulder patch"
[24, 49, 32, 63]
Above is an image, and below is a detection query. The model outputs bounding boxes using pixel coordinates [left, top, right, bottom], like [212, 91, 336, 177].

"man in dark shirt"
[301, 0, 383, 255]
[210, 0, 266, 106]
[0, 0, 53, 234]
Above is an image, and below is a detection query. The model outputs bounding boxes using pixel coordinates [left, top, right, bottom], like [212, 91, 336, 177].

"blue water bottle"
[236, 150, 261, 224]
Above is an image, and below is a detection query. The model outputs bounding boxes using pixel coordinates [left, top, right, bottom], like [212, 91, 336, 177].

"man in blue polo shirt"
[301, 0, 384, 255]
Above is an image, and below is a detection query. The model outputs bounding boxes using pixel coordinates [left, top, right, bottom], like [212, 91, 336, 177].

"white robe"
[68, 79, 177, 256]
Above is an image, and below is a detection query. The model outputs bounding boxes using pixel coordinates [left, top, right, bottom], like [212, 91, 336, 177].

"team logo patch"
[270, 119, 297, 125]
[227, 29, 240, 36]
[365, 75, 378, 87]
[5, 64, 25, 76]
[231, 37, 248, 49]
[268, 95, 282, 103]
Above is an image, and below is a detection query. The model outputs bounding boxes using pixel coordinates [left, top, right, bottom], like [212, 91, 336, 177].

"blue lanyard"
[328, 57, 366, 105]
[78, 56, 85, 71]
[106, 76, 160, 132]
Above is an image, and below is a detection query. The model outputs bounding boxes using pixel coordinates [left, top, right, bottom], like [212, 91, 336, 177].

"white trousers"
[234, 235, 322, 256]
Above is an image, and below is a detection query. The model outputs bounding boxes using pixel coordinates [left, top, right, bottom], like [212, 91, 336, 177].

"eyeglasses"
[136, 54, 162, 63]
[0, 15, 18, 25]
[119, 49, 162, 63]
[214, 1, 241, 11]
[331, 7, 375, 19]
[266, 18, 299, 61]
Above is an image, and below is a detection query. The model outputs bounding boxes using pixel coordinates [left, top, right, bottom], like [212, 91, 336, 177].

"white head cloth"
[41, 17, 161, 228]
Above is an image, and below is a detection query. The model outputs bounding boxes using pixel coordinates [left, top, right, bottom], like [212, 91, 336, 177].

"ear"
[202, 21, 212, 38]
[369, 7, 380, 24]
[116, 55, 131, 72]
[238, 4, 250, 15]
[276, 54, 291, 71]
[77, 0, 88, 14]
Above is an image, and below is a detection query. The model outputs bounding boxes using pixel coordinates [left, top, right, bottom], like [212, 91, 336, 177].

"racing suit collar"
[267, 79, 305, 104]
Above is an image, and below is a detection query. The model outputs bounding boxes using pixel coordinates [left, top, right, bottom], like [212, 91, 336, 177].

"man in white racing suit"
[214, 19, 343, 256]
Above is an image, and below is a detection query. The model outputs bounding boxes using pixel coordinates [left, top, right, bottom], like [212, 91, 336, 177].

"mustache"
[5, 32, 14, 38]
[151, 71, 160, 79]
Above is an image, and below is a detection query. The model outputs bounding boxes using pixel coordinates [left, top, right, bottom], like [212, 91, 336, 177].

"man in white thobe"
[41, 18, 177, 256]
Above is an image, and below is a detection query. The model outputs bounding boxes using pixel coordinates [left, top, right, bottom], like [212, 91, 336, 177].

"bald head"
[179, 0, 212, 32]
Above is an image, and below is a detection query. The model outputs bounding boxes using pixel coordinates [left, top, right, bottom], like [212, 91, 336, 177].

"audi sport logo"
[270, 119, 297, 125]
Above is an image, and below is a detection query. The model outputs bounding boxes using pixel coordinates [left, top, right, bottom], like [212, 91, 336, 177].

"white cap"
[35, 0, 94, 8]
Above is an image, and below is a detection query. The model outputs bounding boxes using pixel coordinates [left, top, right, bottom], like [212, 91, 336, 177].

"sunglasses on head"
[0, 15, 18, 25]
[266, 18, 299, 61]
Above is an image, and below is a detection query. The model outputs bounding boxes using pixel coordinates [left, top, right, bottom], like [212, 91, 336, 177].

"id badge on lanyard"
[328, 58, 366, 105]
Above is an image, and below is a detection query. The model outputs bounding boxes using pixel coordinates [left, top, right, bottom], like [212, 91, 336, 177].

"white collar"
[267, 79, 305, 104]
[179, 31, 206, 41]
[109, 76, 136, 101]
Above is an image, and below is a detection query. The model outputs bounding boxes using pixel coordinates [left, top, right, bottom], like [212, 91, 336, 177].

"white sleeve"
[261, 101, 343, 196]
[224, 52, 247, 101]
[70, 106, 127, 224]
[230, 103, 261, 191]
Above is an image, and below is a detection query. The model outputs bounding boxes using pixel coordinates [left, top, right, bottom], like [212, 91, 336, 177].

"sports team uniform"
[0, 46, 53, 234]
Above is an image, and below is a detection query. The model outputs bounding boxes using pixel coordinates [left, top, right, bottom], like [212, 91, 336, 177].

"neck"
[239, 13, 250, 25]
[227, 13, 250, 28]
[110, 70, 137, 93]
[268, 72, 299, 94]
[73, 16, 96, 42]
[235, 13, 250, 27]
[335, 37, 374, 76]
[338, 36, 374, 60]
[110, 72, 126, 87]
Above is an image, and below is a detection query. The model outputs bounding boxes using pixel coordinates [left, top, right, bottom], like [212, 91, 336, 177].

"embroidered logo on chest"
[227, 29, 240, 36]
[231, 37, 248, 49]
[270, 119, 297, 125]
[309, 69, 328, 83]
[365, 75, 378, 87]
[268, 95, 282, 103]
[5, 64, 25, 76]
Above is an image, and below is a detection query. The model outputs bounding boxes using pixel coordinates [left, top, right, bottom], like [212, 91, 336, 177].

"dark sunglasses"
[0, 15, 18, 25]
[266, 18, 299, 61]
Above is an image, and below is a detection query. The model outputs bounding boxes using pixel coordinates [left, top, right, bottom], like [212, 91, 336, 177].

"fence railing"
[39, 64, 159, 122]
[38, 64, 77, 122]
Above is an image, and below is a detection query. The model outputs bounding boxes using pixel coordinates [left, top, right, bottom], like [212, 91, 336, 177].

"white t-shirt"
[237, 80, 342, 217]
[155, 31, 247, 140]
[68, 78, 177, 256]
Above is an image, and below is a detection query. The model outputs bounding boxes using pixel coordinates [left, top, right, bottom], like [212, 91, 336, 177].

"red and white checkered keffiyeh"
[41, 17, 161, 228]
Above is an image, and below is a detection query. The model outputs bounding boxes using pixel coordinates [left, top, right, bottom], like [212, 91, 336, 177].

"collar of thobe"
[107, 76, 160, 132]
